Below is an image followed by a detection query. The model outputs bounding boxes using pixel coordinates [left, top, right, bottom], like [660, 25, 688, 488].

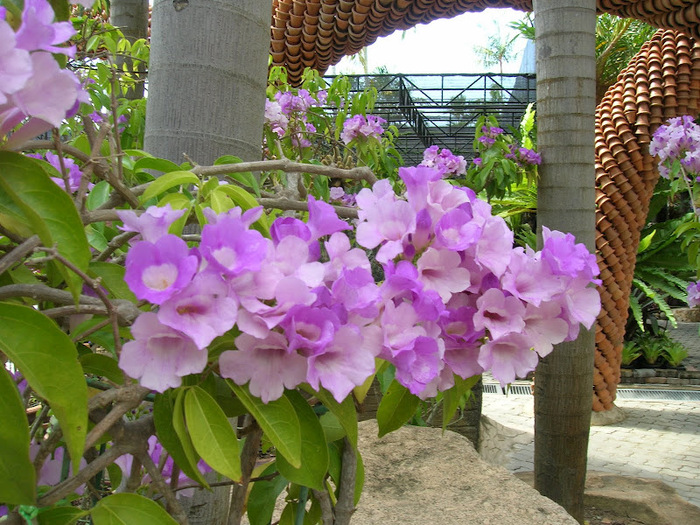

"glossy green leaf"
[276, 391, 329, 490]
[210, 189, 235, 214]
[0, 152, 91, 298]
[376, 380, 420, 438]
[302, 385, 357, 449]
[184, 386, 241, 481]
[133, 156, 182, 175]
[246, 462, 288, 525]
[227, 381, 301, 468]
[37, 506, 88, 525]
[79, 353, 124, 384]
[86, 180, 112, 211]
[140, 171, 200, 203]
[441, 375, 480, 431]
[0, 366, 35, 504]
[88, 262, 137, 302]
[319, 411, 346, 443]
[0, 303, 87, 470]
[153, 391, 209, 488]
[91, 493, 178, 525]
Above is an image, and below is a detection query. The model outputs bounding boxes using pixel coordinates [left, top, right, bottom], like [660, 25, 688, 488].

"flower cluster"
[649, 115, 700, 179]
[118, 199, 381, 403]
[264, 88, 327, 147]
[505, 144, 542, 167]
[340, 114, 386, 144]
[420, 145, 467, 176]
[687, 281, 700, 308]
[27, 151, 89, 193]
[0, 0, 88, 147]
[354, 165, 601, 394]
[477, 125, 504, 146]
[119, 165, 601, 402]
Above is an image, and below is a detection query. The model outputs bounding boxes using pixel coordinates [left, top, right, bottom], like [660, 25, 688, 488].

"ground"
[584, 505, 648, 525]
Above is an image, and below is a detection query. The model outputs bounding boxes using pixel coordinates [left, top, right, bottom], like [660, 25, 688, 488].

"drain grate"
[616, 389, 700, 401]
[484, 383, 700, 401]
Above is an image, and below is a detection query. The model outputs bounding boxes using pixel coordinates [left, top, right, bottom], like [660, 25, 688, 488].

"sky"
[330, 8, 531, 76]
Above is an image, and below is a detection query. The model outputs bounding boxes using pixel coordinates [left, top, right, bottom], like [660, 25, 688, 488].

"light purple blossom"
[420, 145, 467, 176]
[124, 234, 199, 304]
[200, 215, 270, 276]
[119, 312, 207, 392]
[341, 114, 386, 144]
[478, 333, 539, 387]
[117, 203, 186, 243]
[650, 115, 700, 178]
[15, 0, 76, 57]
[0, 20, 32, 105]
[687, 281, 700, 308]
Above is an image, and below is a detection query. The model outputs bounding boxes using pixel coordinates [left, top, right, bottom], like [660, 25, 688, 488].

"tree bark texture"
[145, 0, 273, 165]
[109, 0, 149, 99]
[533, 1, 597, 523]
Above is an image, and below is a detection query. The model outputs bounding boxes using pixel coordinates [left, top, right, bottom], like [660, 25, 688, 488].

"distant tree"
[473, 27, 518, 74]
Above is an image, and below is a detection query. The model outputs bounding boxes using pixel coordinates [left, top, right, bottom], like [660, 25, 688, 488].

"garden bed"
[619, 367, 700, 386]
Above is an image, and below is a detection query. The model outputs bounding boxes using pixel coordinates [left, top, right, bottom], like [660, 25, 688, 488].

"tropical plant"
[621, 341, 642, 366]
[664, 339, 689, 368]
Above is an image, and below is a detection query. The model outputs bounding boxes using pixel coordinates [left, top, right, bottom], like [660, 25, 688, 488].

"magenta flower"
[281, 305, 339, 356]
[541, 226, 600, 283]
[44, 151, 87, 192]
[157, 272, 239, 349]
[341, 114, 385, 144]
[117, 203, 186, 243]
[219, 332, 307, 404]
[416, 248, 471, 302]
[124, 234, 198, 304]
[119, 312, 207, 392]
[15, 0, 76, 57]
[270, 216, 312, 245]
[393, 336, 444, 396]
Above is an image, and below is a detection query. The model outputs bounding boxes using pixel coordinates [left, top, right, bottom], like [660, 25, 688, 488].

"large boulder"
[354, 420, 577, 524]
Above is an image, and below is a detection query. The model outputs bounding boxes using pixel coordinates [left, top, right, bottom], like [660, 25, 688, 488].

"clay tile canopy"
[271, 0, 700, 83]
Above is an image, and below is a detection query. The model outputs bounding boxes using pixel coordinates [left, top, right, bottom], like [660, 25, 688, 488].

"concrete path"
[480, 389, 700, 509]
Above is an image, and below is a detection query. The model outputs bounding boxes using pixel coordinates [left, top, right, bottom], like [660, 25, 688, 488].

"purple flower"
[124, 234, 199, 304]
[281, 305, 339, 356]
[0, 20, 32, 105]
[307, 195, 350, 239]
[157, 272, 239, 349]
[329, 186, 345, 201]
[541, 226, 600, 284]
[473, 157, 483, 167]
[119, 312, 207, 392]
[478, 333, 538, 387]
[420, 145, 467, 176]
[200, 215, 270, 276]
[650, 115, 700, 178]
[687, 281, 700, 308]
[219, 332, 307, 404]
[31, 441, 87, 491]
[341, 114, 385, 144]
[15, 0, 76, 57]
[473, 288, 526, 340]
[117, 203, 186, 243]
[393, 336, 444, 396]
[264, 99, 288, 138]
[270, 216, 312, 245]
[416, 248, 471, 302]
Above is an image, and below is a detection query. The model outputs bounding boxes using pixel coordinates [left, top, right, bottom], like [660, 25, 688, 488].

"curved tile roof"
[271, 0, 700, 84]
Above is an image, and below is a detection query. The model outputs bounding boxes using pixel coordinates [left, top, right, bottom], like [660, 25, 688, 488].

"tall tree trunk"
[144, 2, 272, 523]
[145, 0, 272, 165]
[532, 1, 597, 523]
[109, 0, 149, 99]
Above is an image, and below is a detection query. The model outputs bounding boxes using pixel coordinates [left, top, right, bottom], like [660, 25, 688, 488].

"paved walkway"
[480, 389, 700, 509]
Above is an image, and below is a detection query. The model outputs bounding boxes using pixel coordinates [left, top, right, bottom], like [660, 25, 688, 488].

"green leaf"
[247, 462, 288, 525]
[140, 171, 200, 203]
[376, 380, 420, 437]
[302, 385, 358, 449]
[132, 156, 182, 175]
[86, 181, 112, 211]
[0, 152, 91, 298]
[91, 493, 178, 525]
[276, 391, 329, 490]
[38, 506, 88, 525]
[184, 386, 241, 481]
[88, 262, 137, 302]
[79, 353, 124, 384]
[319, 411, 346, 443]
[227, 381, 302, 468]
[0, 303, 87, 471]
[441, 375, 480, 431]
[209, 189, 235, 214]
[0, 366, 35, 505]
[153, 391, 209, 488]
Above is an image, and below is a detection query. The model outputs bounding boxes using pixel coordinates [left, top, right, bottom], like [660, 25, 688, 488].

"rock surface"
[516, 471, 700, 525]
[354, 420, 577, 524]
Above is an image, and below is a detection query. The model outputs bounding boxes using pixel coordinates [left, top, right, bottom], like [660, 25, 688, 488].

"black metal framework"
[324, 73, 536, 166]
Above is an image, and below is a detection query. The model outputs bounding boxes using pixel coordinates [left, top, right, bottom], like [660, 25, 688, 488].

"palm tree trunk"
[145, 0, 272, 165]
[532, 1, 597, 523]
[109, 0, 149, 99]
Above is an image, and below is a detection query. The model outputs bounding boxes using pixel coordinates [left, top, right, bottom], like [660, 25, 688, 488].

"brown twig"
[334, 437, 357, 525]
[227, 417, 263, 525]
[0, 235, 40, 275]
[138, 449, 190, 525]
[257, 197, 358, 219]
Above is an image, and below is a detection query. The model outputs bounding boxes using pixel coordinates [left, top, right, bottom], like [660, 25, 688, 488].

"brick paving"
[480, 391, 700, 508]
